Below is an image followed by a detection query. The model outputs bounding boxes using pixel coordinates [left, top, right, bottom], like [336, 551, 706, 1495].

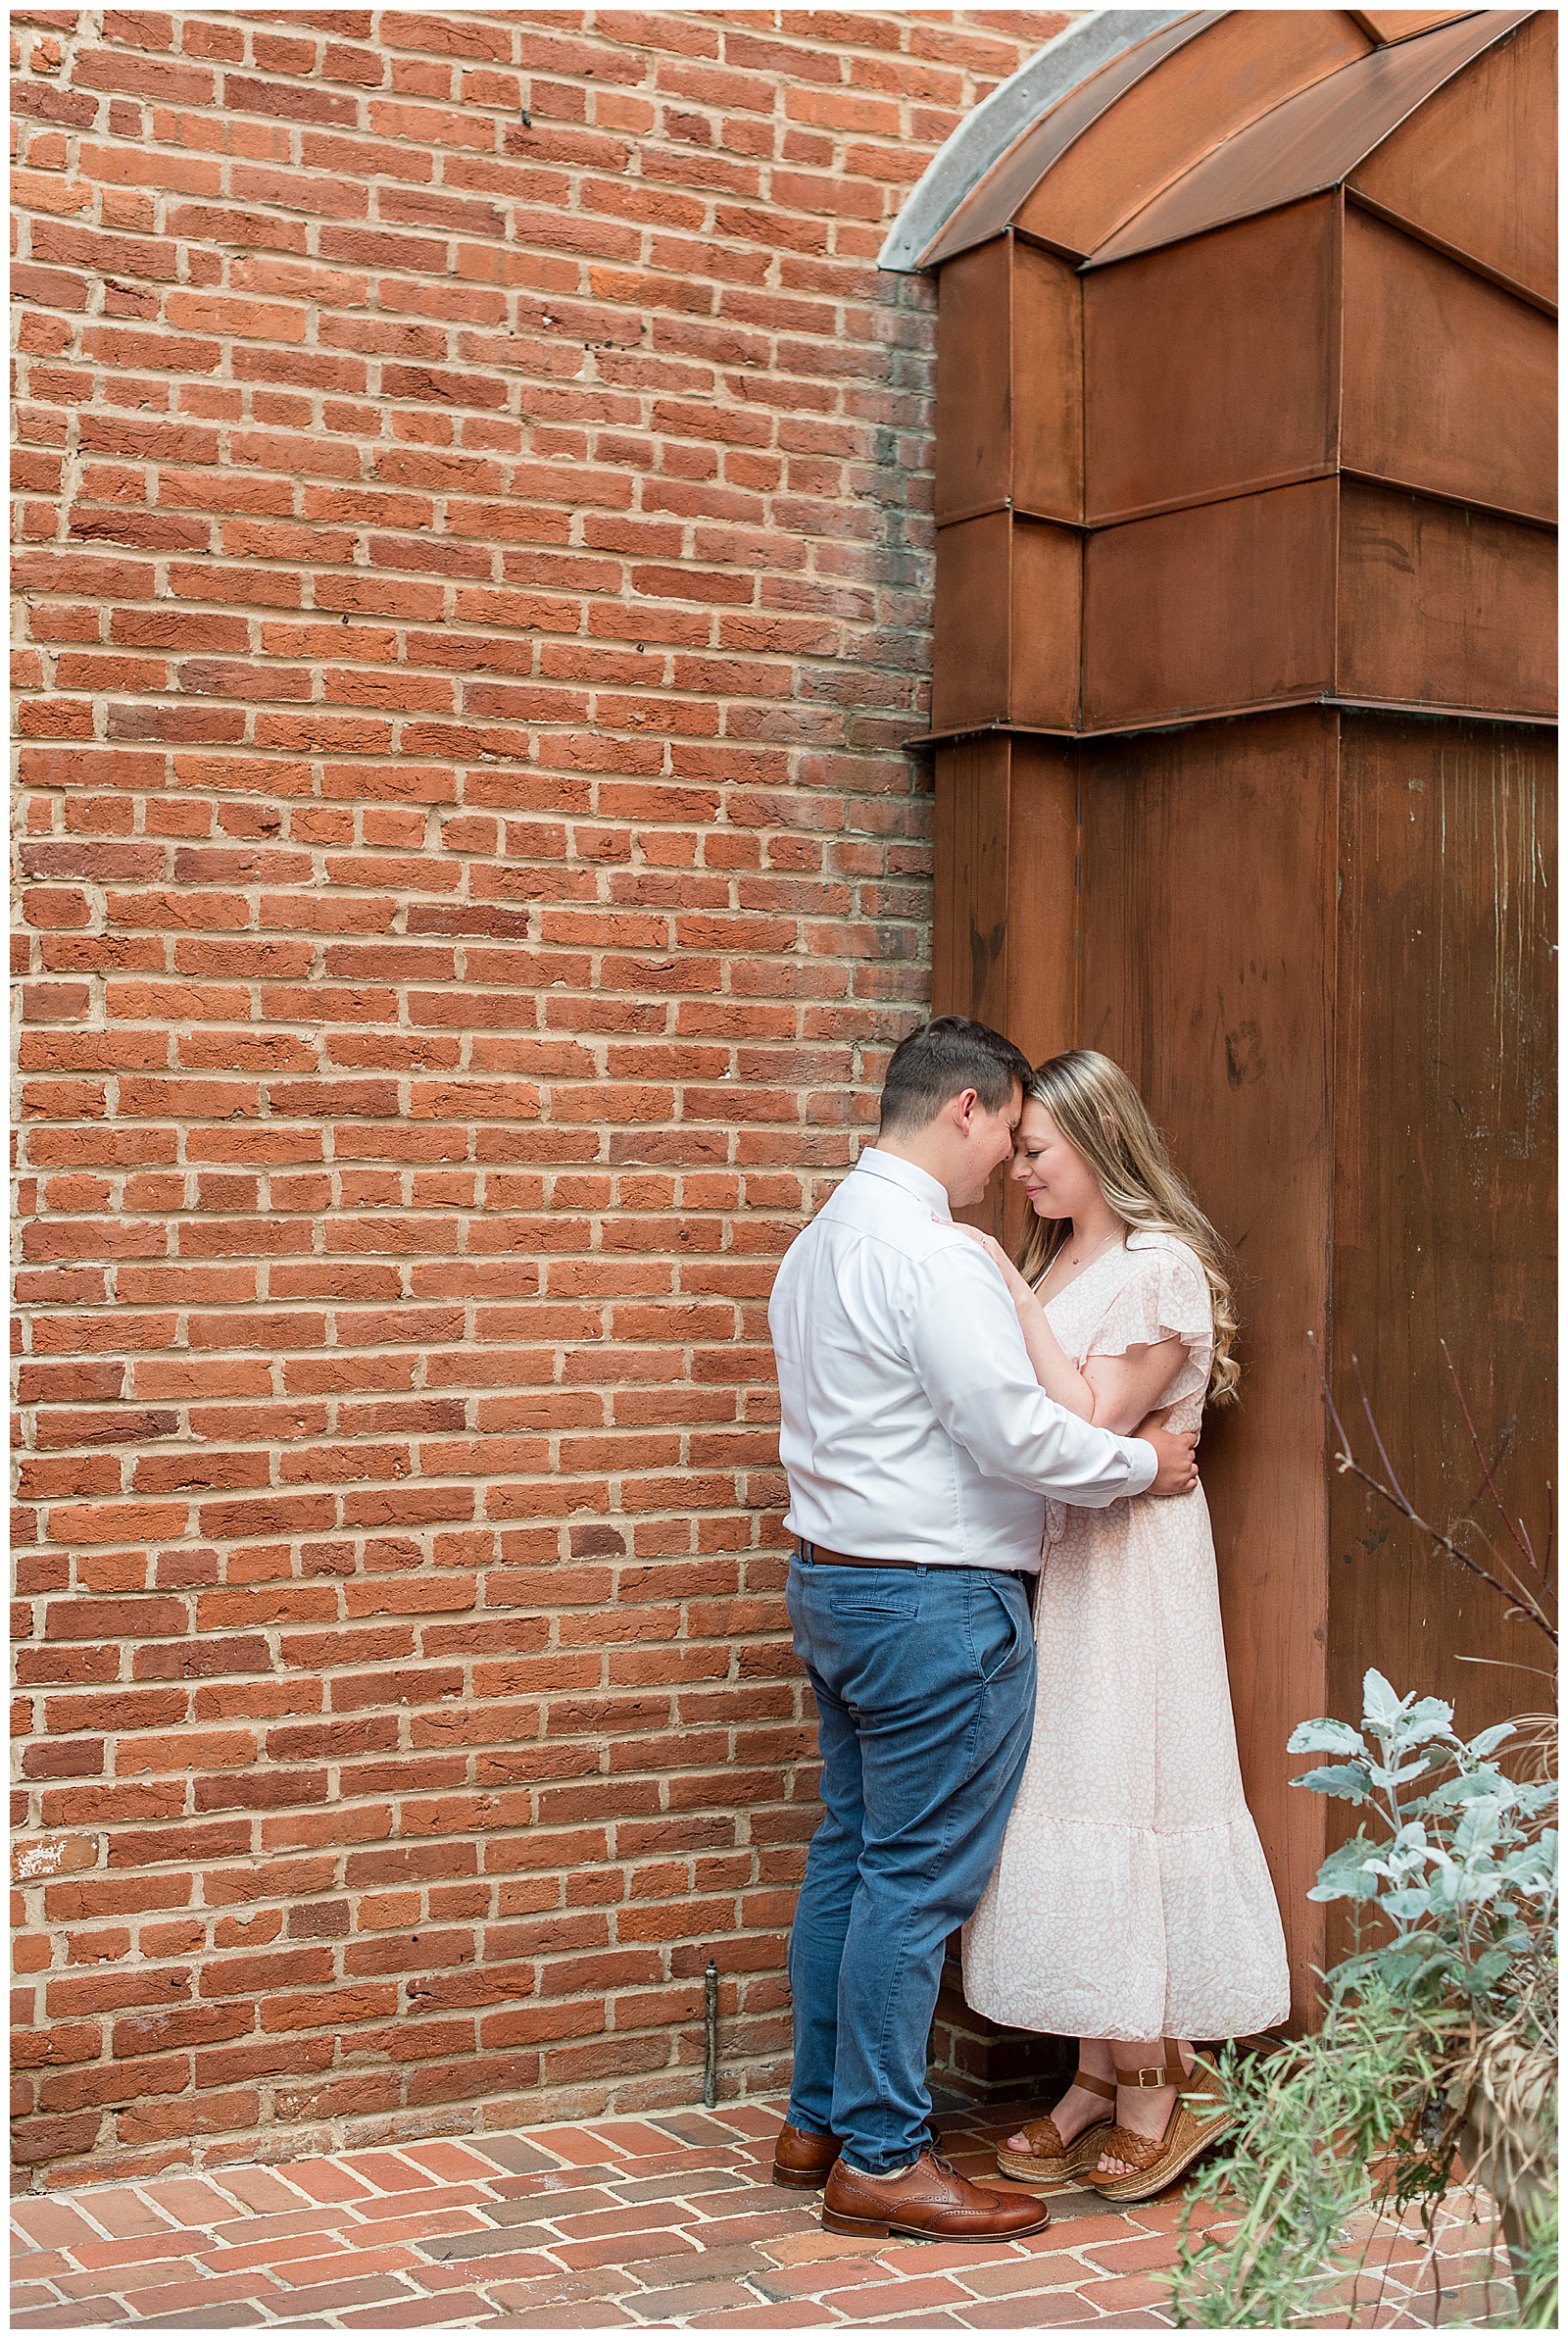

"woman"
[959, 1050, 1289, 2203]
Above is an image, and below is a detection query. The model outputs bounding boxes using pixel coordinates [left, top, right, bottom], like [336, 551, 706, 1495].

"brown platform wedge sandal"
[994, 2069, 1116, 2181]
[1083, 2040, 1232, 2204]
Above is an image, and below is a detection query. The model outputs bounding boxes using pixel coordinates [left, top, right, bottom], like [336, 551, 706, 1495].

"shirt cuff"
[1125, 1437, 1159, 1497]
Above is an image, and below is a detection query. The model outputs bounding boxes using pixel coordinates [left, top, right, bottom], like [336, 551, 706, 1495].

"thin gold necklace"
[1063, 1226, 1120, 1269]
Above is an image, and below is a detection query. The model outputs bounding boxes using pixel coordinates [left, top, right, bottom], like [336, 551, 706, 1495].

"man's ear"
[951, 1086, 979, 1135]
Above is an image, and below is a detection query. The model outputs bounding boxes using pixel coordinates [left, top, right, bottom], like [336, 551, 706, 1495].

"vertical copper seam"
[1001, 733, 1012, 1064]
[998, 244, 1014, 1062]
[1070, 223, 1085, 1059]
[1321, 703, 1342, 1581]
[1316, 712, 1340, 1974]
[1330, 187, 1346, 703]
[1072, 760, 1083, 1045]
[1005, 231, 1017, 731]
[1075, 265, 1088, 737]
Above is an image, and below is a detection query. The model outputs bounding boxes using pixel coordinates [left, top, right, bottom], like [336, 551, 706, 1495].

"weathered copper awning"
[883, 8, 1531, 277]
[887, 6, 1555, 743]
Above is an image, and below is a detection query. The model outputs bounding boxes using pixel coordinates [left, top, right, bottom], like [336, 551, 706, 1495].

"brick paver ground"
[10, 2091, 1517, 2329]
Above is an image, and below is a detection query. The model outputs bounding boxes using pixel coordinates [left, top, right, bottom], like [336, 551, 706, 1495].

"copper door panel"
[1083, 481, 1339, 731]
[932, 732, 1078, 1244]
[1009, 519, 1082, 731]
[1078, 706, 1339, 2024]
[1337, 482, 1558, 716]
[933, 736, 1012, 1033]
[1000, 737, 1078, 1257]
[1342, 207, 1556, 521]
[1350, 9, 1477, 42]
[1009, 240, 1084, 523]
[932, 511, 1012, 732]
[1349, 8, 1556, 303]
[933, 733, 1014, 1242]
[1090, 12, 1530, 270]
[1018, 7, 1369, 261]
[1005, 736, 1079, 1064]
[935, 238, 1013, 524]
[1329, 717, 1556, 1846]
[1085, 198, 1339, 523]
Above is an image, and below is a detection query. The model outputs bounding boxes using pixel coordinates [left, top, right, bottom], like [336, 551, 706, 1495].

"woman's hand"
[945, 1220, 1094, 1420]
[952, 1221, 1033, 1300]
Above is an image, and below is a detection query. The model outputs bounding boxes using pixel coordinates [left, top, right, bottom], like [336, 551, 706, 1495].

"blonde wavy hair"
[1016, 1050, 1241, 1406]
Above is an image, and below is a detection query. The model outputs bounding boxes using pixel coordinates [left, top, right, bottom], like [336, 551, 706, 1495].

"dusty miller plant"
[1169, 1671, 1557, 2329]
[1300, 1668, 1555, 2005]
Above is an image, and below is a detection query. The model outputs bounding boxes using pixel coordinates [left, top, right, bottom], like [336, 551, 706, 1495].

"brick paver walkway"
[10, 2092, 1515, 2329]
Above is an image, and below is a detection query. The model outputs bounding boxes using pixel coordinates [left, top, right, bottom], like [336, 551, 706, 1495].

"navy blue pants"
[784, 1551, 1036, 2173]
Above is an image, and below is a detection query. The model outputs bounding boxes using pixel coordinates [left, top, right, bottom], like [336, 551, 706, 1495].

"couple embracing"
[766, 1019, 1290, 2243]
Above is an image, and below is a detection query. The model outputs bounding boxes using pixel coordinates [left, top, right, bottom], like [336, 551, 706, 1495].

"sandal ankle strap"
[1113, 2037, 1190, 2088]
[1071, 2067, 1116, 2102]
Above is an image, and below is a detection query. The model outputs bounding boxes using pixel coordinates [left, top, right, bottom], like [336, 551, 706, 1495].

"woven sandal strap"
[1098, 2122, 1164, 2171]
[1071, 2068, 1116, 2102]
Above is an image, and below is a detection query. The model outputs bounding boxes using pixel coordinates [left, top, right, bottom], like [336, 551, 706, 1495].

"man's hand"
[1136, 1407, 1200, 1498]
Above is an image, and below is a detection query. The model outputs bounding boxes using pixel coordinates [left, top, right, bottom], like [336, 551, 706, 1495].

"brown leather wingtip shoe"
[821, 2147, 1051, 2241]
[771, 2119, 843, 2190]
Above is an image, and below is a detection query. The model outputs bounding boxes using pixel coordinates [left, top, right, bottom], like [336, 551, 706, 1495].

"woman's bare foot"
[1097, 2039, 1193, 2177]
[1006, 2037, 1115, 2156]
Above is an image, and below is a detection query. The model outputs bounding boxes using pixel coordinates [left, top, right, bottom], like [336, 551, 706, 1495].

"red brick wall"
[11, 4, 1071, 2186]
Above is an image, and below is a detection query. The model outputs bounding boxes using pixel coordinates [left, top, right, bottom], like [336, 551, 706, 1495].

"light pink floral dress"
[963, 1230, 1290, 2043]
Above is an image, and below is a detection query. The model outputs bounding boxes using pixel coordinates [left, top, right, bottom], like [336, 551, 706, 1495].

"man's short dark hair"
[878, 1016, 1032, 1135]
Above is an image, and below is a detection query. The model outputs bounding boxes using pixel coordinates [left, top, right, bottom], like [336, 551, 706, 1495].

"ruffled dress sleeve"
[1078, 1238, 1214, 1417]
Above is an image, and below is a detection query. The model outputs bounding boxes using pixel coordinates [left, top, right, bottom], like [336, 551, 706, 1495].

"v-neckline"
[1035, 1239, 1128, 1311]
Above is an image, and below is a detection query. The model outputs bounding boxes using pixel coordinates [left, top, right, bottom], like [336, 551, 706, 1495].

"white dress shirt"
[768, 1148, 1158, 1571]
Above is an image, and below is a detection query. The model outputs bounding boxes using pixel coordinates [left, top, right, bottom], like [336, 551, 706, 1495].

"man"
[766, 1017, 1200, 2242]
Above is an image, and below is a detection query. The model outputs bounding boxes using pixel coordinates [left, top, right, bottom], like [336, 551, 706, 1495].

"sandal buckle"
[1133, 2065, 1167, 2087]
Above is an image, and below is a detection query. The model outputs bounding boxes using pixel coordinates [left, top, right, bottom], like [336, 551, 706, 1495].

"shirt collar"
[853, 1146, 953, 1221]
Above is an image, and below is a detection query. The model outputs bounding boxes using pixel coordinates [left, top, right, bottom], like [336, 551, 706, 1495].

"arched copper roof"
[877, 9, 1196, 273]
[884, 8, 1550, 300]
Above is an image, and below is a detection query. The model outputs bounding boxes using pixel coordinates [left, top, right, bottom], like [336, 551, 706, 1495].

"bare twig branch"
[1351, 1354, 1415, 1513]
[1338, 1441, 1552, 1638]
[1306, 1334, 1557, 1648]
[1455, 1656, 1557, 1677]
[1439, 1339, 1539, 1578]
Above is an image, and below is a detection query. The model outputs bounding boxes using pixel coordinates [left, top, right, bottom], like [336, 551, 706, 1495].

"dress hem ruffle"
[963, 1809, 1291, 2044]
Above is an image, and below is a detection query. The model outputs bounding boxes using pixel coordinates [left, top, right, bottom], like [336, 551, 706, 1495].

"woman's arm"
[1082, 1340, 1189, 1434]
[953, 1229, 1096, 1418]
[954, 1230, 1192, 1432]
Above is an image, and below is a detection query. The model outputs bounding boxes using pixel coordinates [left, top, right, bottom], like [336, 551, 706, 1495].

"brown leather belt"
[797, 1541, 924, 1573]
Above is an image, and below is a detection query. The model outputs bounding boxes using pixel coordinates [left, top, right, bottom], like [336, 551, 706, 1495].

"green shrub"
[1170, 1672, 1557, 2329]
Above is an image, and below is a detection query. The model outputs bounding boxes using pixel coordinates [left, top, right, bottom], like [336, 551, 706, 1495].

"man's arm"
[906, 1242, 1195, 1505]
